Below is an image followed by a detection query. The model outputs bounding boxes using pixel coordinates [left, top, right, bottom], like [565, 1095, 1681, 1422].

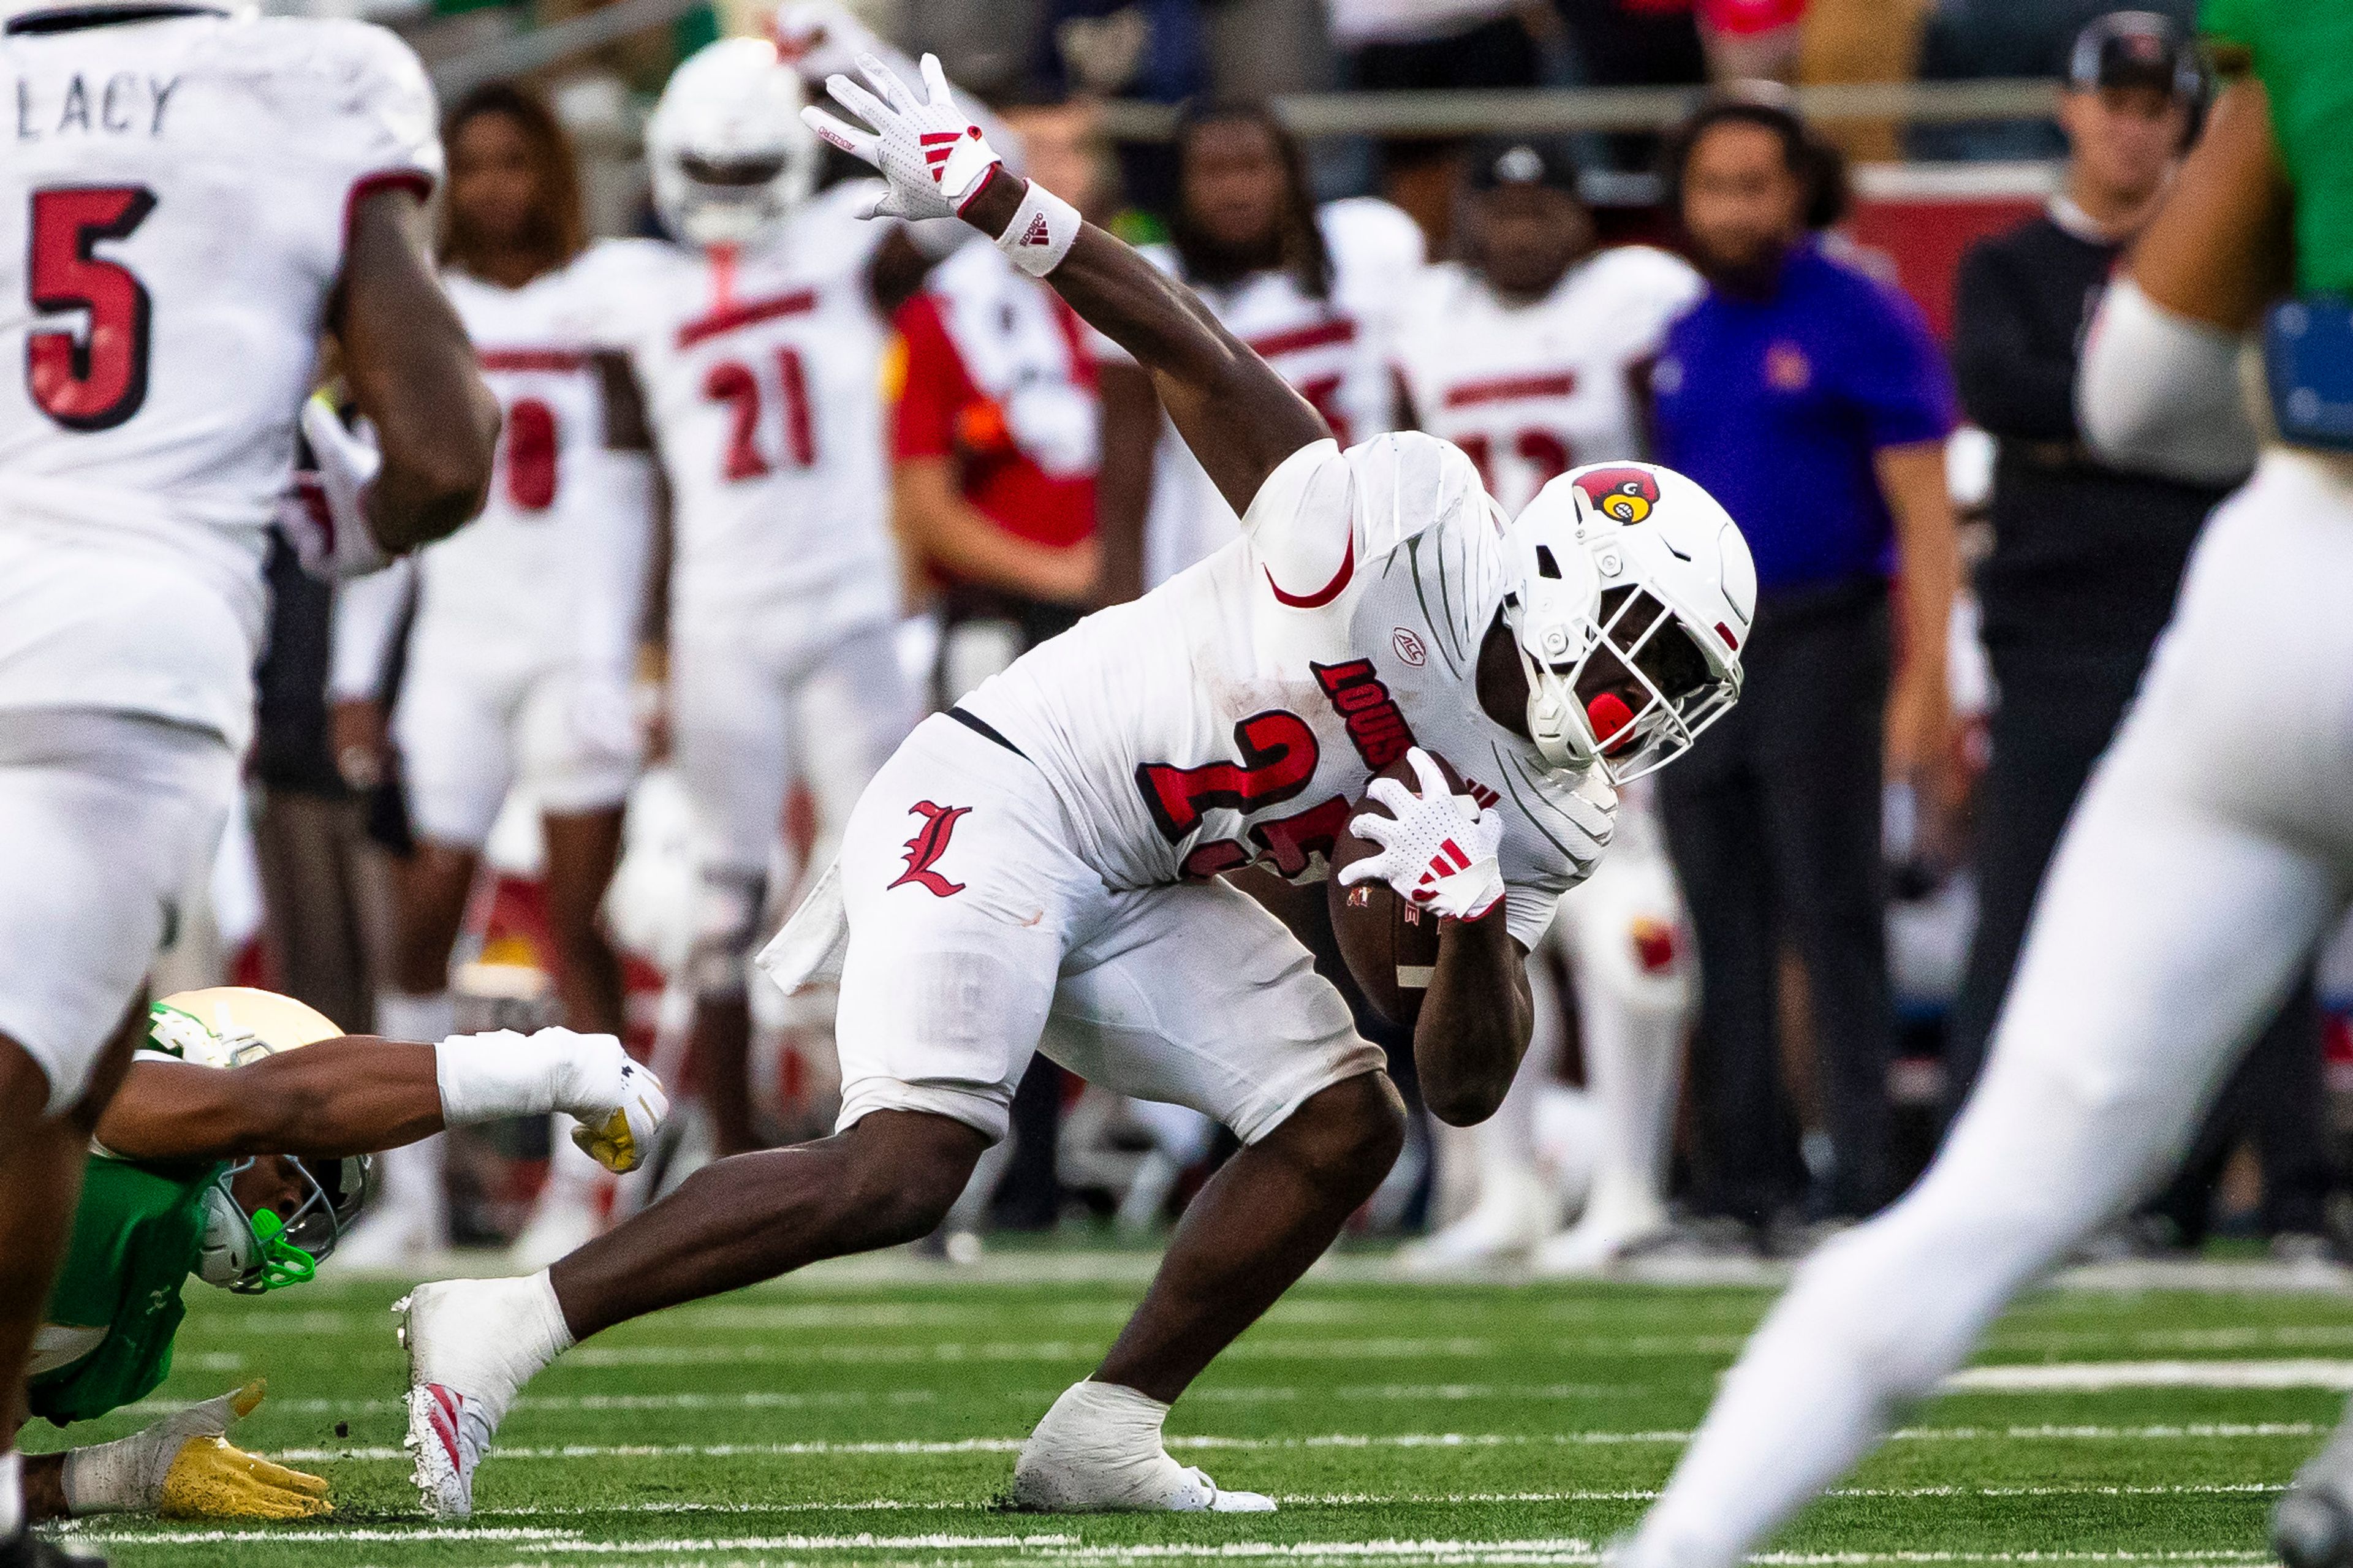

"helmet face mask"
[1499, 515, 1608, 772]
[196, 1153, 368, 1295]
[648, 38, 819, 250]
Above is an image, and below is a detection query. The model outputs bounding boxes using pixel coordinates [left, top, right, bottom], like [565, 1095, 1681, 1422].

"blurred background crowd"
[181, 0, 2353, 1276]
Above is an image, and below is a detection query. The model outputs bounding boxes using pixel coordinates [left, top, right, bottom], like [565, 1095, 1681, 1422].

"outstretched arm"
[93, 1031, 667, 1169]
[957, 176, 1327, 515]
[94, 1040, 438, 1162]
[806, 55, 1328, 517]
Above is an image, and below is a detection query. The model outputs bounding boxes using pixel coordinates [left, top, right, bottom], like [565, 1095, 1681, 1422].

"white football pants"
[1626, 449, 2353, 1568]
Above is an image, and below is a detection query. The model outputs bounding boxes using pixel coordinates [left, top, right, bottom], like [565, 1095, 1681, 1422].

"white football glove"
[1336, 748, 1509, 923]
[803, 51, 1004, 221]
[278, 396, 389, 581]
[551, 1034, 670, 1175]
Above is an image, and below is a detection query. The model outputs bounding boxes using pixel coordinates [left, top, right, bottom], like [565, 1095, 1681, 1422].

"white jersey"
[421, 265, 645, 672]
[1395, 247, 1702, 518]
[0, 12, 438, 747]
[1138, 199, 1425, 586]
[579, 181, 898, 631]
[964, 433, 1613, 951]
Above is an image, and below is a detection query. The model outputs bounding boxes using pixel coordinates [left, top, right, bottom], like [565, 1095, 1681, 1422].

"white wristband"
[995, 180, 1080, 278]
[434, 1029, 563, 1125]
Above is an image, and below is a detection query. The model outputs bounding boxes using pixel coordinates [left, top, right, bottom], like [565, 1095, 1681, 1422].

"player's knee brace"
[686, 868, 766, 998]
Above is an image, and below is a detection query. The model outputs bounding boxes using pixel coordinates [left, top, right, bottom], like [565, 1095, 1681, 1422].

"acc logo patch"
[1392, 627, 1427, 667]
[1572, 466, 1659, 525]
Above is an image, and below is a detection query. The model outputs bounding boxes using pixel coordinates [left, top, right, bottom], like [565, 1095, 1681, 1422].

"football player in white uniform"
[0, 0, 493, 1556]
[1610, 66, 2353, 1568]
[392, 52, 1754, 1523]
[1099, 99, 1427, 594]
[330, 82, 656, 1268]
[573, 21, 962, 1157]
[1392, 140, 1704, 1273]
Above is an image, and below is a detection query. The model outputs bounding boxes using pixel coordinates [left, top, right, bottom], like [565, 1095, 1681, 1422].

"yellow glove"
[67, 1379, 332, 1520]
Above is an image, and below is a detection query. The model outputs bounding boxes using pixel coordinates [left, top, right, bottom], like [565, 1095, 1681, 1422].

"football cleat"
[1012, 1381, 1276, 1513]
[395, 1276, 570, 1520]
[401, 1379, 491, 1521]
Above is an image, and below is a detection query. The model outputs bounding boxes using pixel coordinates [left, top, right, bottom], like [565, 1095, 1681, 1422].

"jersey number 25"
[24, 186, 157, 433]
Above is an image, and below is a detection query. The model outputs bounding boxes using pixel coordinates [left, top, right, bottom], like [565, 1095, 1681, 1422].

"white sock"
[1037, 1379, 1169, 1450]
[472, 1271, 575, 1423]
[377, 989, 458, 1047]
[0, 1449, 20, 1535]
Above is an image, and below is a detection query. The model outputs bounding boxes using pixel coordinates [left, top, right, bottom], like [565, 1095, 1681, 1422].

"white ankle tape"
[995, 181, 1080, 277]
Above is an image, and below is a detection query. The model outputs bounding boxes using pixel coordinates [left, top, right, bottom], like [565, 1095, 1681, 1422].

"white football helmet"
[647, 37, 820, 249]
[1508, 462, 1755, 784]
[153, 988, 369, 1295]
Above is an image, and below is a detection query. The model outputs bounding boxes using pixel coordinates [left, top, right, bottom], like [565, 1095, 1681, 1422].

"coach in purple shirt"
[1648, 96, 1961, 1241]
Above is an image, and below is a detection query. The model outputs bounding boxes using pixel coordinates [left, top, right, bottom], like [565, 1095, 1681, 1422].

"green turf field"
[35, 1249, 2353, 1566]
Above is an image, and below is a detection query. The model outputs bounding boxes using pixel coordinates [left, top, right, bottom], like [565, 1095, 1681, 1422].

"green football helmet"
[152, 988, 371, 1295]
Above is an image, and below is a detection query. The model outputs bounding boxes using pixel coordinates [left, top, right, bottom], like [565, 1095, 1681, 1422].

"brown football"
[1326, 751, 1465, 1028]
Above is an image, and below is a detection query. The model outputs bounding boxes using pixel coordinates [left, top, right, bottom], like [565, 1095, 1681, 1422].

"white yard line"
[259, 1422, 2329, 1464]
[59, 1527, 2282, 1568]
[1949, 1359, 2353, 1392]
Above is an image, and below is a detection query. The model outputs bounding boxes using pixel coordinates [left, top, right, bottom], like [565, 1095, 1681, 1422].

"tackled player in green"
[18, 988, 663, 1524]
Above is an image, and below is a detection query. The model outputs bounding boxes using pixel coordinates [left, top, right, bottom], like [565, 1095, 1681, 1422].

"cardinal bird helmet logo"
[1572, 466, 1659, 525]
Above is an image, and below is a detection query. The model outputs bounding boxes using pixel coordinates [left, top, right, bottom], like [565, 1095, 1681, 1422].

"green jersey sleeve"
[27, 1155, 216, 1426]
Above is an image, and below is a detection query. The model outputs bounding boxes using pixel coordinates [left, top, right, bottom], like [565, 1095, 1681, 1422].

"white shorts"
[0, 710, 237, 1112]
[672, 612, 919, 881]
[395, 634, 640, 849]
[832, 714, 1383, 1145]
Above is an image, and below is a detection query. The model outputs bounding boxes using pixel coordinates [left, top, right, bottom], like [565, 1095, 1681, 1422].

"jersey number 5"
[25, 186, 158, 432]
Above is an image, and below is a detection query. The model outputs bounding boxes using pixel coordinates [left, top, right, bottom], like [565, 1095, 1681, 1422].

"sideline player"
[1391, 138, 1702, 1272]
[19, 987, 663, 1524]
[395, 51, 1755, 1521]
[0, 0, 495, 1557]
[576, 15, 979, 1157]
[1610, 12, 2353, 1567]
[330, 81, 657, 1267]
[1100, 99, 1426, 594]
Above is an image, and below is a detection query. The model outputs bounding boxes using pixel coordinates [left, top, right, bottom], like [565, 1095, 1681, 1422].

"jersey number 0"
[25, 186, 157, 432]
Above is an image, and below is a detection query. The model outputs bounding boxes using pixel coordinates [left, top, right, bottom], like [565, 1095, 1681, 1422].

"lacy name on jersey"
[14, 72, 181, 140]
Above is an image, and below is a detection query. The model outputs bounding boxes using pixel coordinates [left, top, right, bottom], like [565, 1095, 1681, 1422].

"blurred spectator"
[1332, 0, 1547, 248]
[1648, 96, 1960, 1236]
[1912, 0, 2198, 159]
